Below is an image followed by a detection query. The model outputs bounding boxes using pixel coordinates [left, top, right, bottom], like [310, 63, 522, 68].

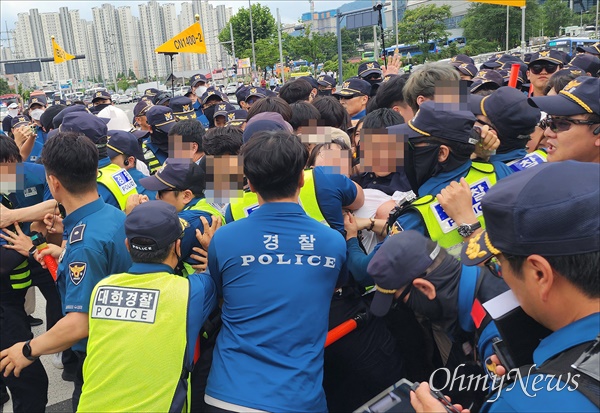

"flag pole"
[521, 6, 526, 51]
[506, 6, 510, 52]
[52, 36, 61, 99]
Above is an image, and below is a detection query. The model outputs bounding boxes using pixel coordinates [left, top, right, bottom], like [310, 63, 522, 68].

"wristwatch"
[28, 245, 37, 258]
[22, 340, 39, 361]
[457, 221, 481, 238]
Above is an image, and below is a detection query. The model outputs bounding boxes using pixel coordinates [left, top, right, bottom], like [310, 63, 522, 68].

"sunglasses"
[157, 188, 178, 198]
[339, 95, 362, 100]
[529, 63, 559, 75]
[539, 116, 597, 133]
[484, 257, 503, 278]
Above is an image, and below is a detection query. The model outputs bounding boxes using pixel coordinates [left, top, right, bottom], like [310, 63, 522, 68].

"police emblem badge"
[69, 262, 87, 285]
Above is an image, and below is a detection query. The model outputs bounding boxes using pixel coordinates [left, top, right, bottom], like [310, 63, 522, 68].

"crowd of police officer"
[0, 40, 599, 413]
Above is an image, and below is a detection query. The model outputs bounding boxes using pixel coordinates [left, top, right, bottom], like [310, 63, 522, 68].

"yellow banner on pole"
[52, 36, 75, 64]
[468, 0, 525, 7]
[155, 22, 207, 54]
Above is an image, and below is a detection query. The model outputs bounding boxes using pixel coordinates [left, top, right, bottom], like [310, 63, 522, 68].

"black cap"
[53, 104, 89, 129]
[358, 61, 383, 78]
[368, 230, 442, 317]
[140, 158, 205, 194]
[244, 87, 267, 102]
[28, 95, 47, 108]
[335, 77, 371, 97]
[214, 102, 235, 118]
[453, 62, 478, 78]
[190, 73, 208, 88]
[144, 88, 160, 97]
[60, 112, 110, 144]
[576, 41, 600, 56]
[235, 85, 250, 104]
[451, 54, 475, 65]
[91, 90, 112, 103]
[227, 109, 247, 127]
[125, 201, 188, 252]
[529, 76, 599, 116]
[470, 70, 504, 93]
[40, 105, 65, 132]
[299, 76, 319, 89]
[153, 91, 173, 106]
[528, 50, 566, 66]
[469, 87, 541, 140]
[11, 115, 30, 129]
[146, 106, 177, 133]
[133, 100, 153, 118]
[389, 100, 477, 144]
[169, 96, 196, 120]
[569, 54, 600, 76]
[317, 74, 336, 88]
[498, 69, 523, 89]
[482, 54, 522, 69]
[107, 130, 145, 162]
[461, 161, 600, 265]
[201, 88, 227, 105]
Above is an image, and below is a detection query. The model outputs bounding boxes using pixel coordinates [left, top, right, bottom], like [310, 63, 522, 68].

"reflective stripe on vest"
[507, 149, 547, 172]
[229, 169, 328, 225]
[142, 142, 161, 175]
[80, 272, 190, 412]
[10, 260, 31, 290]
[410, 162, 498, 258]
[97, 163, 138, 210]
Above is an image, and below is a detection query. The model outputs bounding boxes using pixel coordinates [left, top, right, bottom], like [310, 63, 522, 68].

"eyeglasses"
[539, 116, 597, 133]
[529, 63, 559, 75]
[484, 257, 503, 278]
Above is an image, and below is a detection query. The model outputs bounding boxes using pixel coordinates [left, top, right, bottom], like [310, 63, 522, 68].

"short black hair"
[505, 251, 600, 299]
[279, 78, 313, 104]
[42, 131, 98, 194]
[415, 136, 475, 161]
[129, 238, 175, 264]
[203, 126, 243, 155]
[241, 130, 308, 201]
[362, 108, 404, 129]
[169, 119, 205, 153]
[544, 71, 578, 95]
[311, 96, 349, 129]
[375, 75, 408, 109]
[0, 134, 22, 162]
[289, 101, 321, 131]
[246, 97, 292, 122]
[366, 97, 379, 114]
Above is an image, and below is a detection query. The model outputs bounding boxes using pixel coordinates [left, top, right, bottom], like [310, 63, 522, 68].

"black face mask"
[318, 89, 332, 97]
[91, 103, 110, 114]
[203, 105, 217, 128]
[151, 128, 169, 153]
[405, 143, 442, 194]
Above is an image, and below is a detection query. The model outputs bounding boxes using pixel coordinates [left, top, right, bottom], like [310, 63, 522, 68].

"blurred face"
[169, 133, 197, 161]
[340, 94, 368, 117]
[313, 143, 352, 176]
[542, 115, 600, 163]
[361, 129, 405, 175]
[205, 155, 244, 202]
[0, 163, 17, 194]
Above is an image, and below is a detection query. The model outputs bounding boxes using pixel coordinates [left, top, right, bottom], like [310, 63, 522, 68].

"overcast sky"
[1, 0, 352, 32]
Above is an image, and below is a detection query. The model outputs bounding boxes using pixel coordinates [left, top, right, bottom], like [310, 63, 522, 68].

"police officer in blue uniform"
[0, 130, 131, 411]
[190, 74, 210, 127]
[144, 106, 177, 171]
[25, 95, 48, 163]
[107, 130, 157, 200]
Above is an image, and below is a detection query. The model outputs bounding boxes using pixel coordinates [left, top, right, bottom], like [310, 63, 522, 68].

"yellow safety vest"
[10, 260, 31, 290]
[409, 162, 498, 258]
[229, 169, 328, 225]
[79, 271, 190, 413]
[142, 142, 161, 175]
[181, 199, 226, 277]
[97, 163, 138, 210]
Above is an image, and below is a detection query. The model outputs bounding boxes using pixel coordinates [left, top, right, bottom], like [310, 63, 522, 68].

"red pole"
[508, 63, 520, 88]
[325, 319, 358, 347]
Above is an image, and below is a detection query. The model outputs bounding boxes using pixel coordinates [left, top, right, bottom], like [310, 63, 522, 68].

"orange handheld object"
[31, 233, 58, 281]
[325, 319, 357, 348]
[528, 83, 534, 97]
[508, 63, 520, 89]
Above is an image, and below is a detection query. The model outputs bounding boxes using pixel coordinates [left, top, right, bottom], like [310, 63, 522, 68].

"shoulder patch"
[69, 262, 87, 285]
[388, 221, 403, 237]
[69, 224, 86, 244]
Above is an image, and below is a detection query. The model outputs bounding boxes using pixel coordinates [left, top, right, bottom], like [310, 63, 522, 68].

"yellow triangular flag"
[156, 22, 207, 54]
[52, 36, 75, 64]
[468, 0, 525, 7]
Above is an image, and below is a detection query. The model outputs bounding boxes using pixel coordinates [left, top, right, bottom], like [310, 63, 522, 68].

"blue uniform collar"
[63, 197, 105, 231]
[419, 160, 472, 196]
[128, 262, 174, 274]
[351, 109, 366, 120]
[489, 148, 528, 163]
[534, 312, 600, 366]
[183, 196, 205, 210]
[250, 202, 305, 217]
[98, 156, 112, 168]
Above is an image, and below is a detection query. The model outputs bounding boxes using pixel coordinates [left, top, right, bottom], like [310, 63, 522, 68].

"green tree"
[539, 0, 573, 37]
[218, 3, 276, 58]
[128, 68, 137, 80]
[397, 4, 451, 54]
[0, 77, 11, 95]
[285, 27, 337, 72]
[461, 0, 540, 51]
[117, 79, 130, 92]
[247, 38, 285, 70]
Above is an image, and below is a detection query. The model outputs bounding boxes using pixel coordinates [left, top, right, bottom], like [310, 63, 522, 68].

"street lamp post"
[248, 0, 257, 76]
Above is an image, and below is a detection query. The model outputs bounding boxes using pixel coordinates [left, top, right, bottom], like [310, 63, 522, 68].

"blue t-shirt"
[482, 313, 600, 412]
[126, 262, 217, 367]
[127, 167, 157, 200]
[14, 163, 52, 208]
[25, 129, 46, 163]
[57, 197, 131, 352]
[206, 202, 347, 412]
[225, 167, 357, 234]
[352, 109, 366, 120]
[179, 197, 215, 265]
[193, 101, 210, 128]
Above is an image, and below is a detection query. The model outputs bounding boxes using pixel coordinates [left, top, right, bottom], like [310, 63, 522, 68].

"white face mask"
[195, 86, 208, 97]
[8, 109, 18, 117]
[29, 109, 44, 121]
